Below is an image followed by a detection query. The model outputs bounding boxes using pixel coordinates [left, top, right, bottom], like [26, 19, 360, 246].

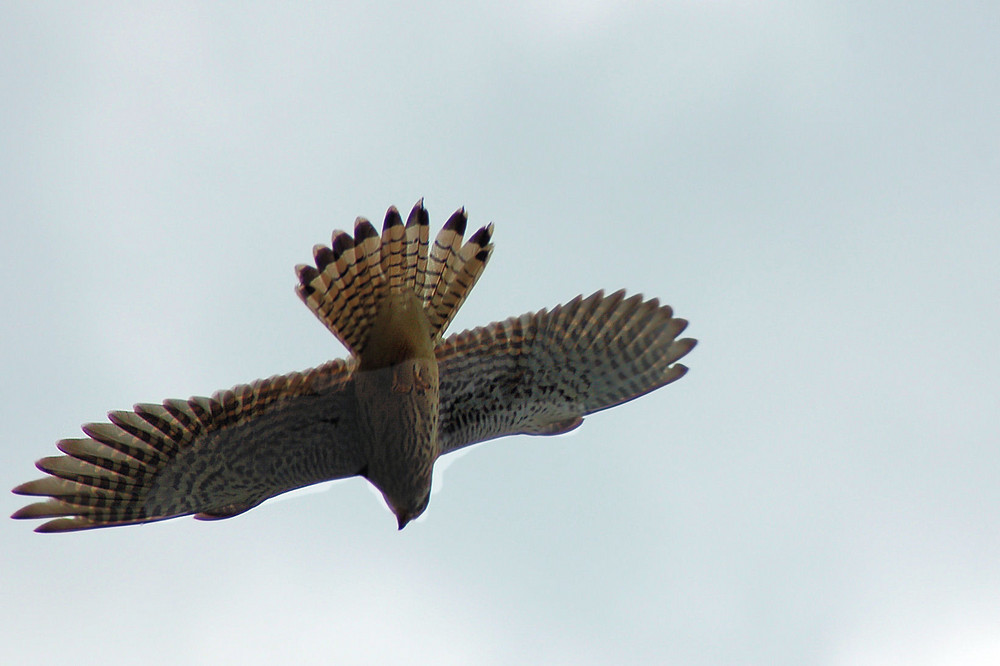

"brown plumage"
[12, 201, 696, 532]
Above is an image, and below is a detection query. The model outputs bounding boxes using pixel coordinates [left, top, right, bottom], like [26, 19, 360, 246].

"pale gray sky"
[2, 3, 999, 664]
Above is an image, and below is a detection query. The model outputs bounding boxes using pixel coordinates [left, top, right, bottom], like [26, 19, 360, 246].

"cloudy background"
[2, 2, 998, 664]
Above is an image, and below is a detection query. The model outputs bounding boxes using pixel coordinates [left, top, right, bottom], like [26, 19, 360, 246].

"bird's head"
[366, 463, 433, 531]
[390, 491, 431, 530]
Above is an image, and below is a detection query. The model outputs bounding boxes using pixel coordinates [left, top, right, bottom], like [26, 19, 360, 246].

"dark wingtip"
[10, 481, 34, 497]
[669, 318, 689, 337]
[33, 519, 82, 534]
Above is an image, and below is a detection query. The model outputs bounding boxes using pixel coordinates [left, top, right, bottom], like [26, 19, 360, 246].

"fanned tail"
[295, 200, 494, 357]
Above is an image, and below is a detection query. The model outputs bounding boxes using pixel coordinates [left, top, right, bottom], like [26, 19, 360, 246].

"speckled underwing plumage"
[13, 201, 696, 533]
[13, 361, 358, 532]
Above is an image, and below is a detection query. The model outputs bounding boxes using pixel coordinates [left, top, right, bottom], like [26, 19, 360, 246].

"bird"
[12, 201, 697, 532]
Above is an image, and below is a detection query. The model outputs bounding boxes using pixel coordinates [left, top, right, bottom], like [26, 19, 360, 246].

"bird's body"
[355, 292, 441, 528]
[13, 201, 696, 532]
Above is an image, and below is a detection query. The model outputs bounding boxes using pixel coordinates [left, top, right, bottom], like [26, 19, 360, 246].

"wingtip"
[667, 318, 689, 338]
[11, 477, 46, 496]
[34, 523, 61, 534]
[11, 498, 67, 519]
[33, 517, 94, 533]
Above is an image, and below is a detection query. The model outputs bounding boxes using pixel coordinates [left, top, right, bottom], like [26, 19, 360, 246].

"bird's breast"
[354, 358, 439, 459]
[352, 289, 441, 508]
[354, 357, 440, 510]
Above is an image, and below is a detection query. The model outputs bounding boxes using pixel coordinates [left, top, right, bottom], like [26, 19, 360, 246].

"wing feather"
[435, 290, 696, 454]
[12, 359, 364, 532]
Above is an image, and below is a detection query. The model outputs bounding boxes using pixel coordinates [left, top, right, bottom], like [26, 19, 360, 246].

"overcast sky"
[2, 2, 999, 664]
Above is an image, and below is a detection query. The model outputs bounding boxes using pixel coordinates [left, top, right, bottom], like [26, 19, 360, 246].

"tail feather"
[438, 226, 493, 334]
[403, 202, 429, 290]
[424, 209, 467, 308]
[296, 200, 494, 357]
[379, 207, 406, 291]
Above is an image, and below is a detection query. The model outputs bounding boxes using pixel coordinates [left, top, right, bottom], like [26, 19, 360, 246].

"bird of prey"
[12, 202, 696, 532]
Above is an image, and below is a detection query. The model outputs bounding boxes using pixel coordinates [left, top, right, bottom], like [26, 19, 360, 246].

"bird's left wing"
[12, 359, 364, 532]
[435, 290, 696, 455]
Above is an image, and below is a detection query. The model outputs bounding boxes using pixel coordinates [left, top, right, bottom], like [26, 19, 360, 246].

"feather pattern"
[13, 203, 697, 534]
[12, 360, 361, 532]
[295, 201, 493, 355]
[435, 290, 696, 453]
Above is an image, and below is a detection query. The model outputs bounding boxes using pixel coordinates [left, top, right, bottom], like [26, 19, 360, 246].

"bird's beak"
[396, 512, 411, 530]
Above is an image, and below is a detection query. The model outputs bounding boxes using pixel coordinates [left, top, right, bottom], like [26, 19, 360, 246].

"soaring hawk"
[12, 202, 696, 532]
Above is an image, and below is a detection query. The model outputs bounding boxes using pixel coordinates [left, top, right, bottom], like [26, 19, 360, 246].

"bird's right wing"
[12, 359, 365, 532]
[435, 290, 696, 454]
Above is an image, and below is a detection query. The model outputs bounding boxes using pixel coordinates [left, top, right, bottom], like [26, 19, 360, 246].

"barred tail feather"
[424, 213, 494, 337]
[295, 200, 494, 357]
